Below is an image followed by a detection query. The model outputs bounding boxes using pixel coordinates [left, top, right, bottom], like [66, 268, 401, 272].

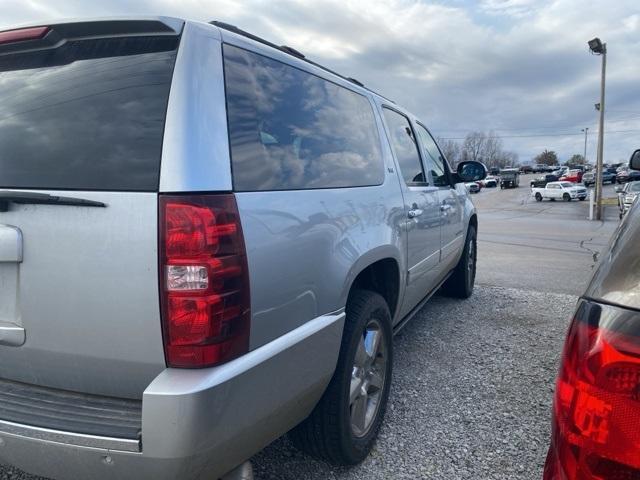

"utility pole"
[581, 127, 589, 164]
[588, 38, 606, 221]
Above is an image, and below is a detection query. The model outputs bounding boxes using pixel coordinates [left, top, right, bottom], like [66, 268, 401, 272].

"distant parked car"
[490, 167, 500, 176]
[500, 168, 520, 188]
[530, 174, 560, 188]
[466, 182, 480, 193]
[552, 166, 569, 178]
[544, 149, 640, 480]
[616, 180, 640, 218]
[520, 165, 533, 174]
[483, 176, 499, 188]
[582, 170, 616, 186]
[531, 181, 588, 202]
[616, 169, 640, 183]
[559, 169, 583, 183]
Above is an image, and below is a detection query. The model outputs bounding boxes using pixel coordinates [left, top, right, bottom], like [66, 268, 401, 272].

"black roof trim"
[279, 45, 305, 59]
[0, 19, 181, 56]
[210, 20, 394, 102]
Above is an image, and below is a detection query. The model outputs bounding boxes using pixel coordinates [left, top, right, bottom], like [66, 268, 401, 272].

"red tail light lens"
[159, 194, 250, 368]
[545, 300, 640, 479]
[0, 26, 49, 46]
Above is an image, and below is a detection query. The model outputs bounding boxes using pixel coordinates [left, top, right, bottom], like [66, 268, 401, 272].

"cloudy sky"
[2, 0, 639, 164]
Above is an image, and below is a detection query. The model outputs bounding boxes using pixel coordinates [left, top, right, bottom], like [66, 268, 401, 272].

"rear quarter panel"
[237, 177, 406, 350]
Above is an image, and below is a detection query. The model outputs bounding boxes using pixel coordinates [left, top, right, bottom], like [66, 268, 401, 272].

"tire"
[290, 290, 393, 465]
[535, 192, 542, 202]
[441, 224, 477, 299]
[563, 193, 571, 202]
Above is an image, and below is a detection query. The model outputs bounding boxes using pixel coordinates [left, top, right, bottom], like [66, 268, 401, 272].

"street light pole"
[581, 127, 588, 164]
[588, 38, 606, 221]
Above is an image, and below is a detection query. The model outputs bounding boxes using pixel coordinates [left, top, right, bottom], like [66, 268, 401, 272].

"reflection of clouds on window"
[382, 109, 424, 186]
[0, 38, 177, 191]
[224, 45, 384, 191]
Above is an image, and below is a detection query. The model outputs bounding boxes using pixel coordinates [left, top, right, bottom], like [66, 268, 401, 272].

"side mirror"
[456, 161, 487, 183]
[630, 149, 640, 171]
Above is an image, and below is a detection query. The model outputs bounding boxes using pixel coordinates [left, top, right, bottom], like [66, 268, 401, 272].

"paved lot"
[1, 175, 620, 480]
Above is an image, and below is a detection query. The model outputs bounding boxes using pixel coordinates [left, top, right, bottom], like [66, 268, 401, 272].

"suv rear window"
[0, 36, 179, 191]
[223, 44, 384, 191]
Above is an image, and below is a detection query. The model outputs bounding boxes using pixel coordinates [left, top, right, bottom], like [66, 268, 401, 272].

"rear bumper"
[0, 310, 345, 480]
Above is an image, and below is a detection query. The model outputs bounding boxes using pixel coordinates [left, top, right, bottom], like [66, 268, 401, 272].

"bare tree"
[461, 131, 486, 163]
[436, 137, 461, 167]
[456, 131, 519, 169]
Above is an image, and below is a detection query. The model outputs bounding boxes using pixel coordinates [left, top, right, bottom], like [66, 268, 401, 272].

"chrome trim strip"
[0, 419, 140, 453]
[407, 250, 439, 285]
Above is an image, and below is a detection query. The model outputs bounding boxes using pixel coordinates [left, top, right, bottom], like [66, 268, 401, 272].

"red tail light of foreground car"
[159, 194, 251, 368]
[545, 300, 640, 479]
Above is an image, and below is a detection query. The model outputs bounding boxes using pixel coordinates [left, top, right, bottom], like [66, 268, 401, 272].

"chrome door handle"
[440, 204, 452, 212]
[408, 209, 423, 218]
[0, 324, 25, 347]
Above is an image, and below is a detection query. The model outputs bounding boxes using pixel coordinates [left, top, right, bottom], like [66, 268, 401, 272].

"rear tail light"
[159, 194, 250, 368]
[545, 300, 640, 479]
[0, 26, 49, 45]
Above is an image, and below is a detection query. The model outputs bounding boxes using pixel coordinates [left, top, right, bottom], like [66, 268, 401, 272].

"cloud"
[1, 0, 639, 163]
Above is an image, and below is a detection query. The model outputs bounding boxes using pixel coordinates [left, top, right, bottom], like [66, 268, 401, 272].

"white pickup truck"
[531, 181, 588, 202]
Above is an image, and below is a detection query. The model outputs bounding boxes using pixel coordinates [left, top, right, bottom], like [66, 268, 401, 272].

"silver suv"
[0, 18, 485, 480]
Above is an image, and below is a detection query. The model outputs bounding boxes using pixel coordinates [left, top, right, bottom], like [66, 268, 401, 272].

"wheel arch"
[340, 246, 403, 323]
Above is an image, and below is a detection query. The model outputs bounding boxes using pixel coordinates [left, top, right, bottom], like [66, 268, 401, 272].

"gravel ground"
[252, 285, 573, 480]
[0, 285, 574, 480]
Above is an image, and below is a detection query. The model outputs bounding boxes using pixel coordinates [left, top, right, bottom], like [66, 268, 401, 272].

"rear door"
[414, 123, 465, 269]
[0, 23, 181, 398]
[381, 108, 441, 318]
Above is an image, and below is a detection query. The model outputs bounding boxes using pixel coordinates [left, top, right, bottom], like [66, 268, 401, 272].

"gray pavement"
[1, 175, 620, 480]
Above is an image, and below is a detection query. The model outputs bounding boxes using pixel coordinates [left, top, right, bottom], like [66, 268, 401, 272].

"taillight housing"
[545, 300, 640, 479]
[159, 194, 250, 368]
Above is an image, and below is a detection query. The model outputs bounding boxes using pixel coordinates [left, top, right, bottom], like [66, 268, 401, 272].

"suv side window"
[415, 123, 450, 187]
[223, 45, 384, 191]
[382, 108, 426, 185]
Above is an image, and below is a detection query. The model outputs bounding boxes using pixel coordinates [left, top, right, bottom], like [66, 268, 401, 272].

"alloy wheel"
[350, 320, 387, 438]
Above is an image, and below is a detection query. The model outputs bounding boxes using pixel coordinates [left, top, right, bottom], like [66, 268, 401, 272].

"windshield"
[629, 182, 640, 193]
[0, 36, 179, 191]
[560, 182, 573, 188]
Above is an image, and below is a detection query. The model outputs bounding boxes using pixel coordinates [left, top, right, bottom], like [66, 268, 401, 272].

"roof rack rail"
[279, 45, 305, 59]
[209, 19, 394, 102]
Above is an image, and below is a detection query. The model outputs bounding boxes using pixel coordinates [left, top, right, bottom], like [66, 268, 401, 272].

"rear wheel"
[290, 290, 392, 465]
[441, 224, 477, 299]
[535, 192, 543, 202]
[563, 193, 571, 202]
